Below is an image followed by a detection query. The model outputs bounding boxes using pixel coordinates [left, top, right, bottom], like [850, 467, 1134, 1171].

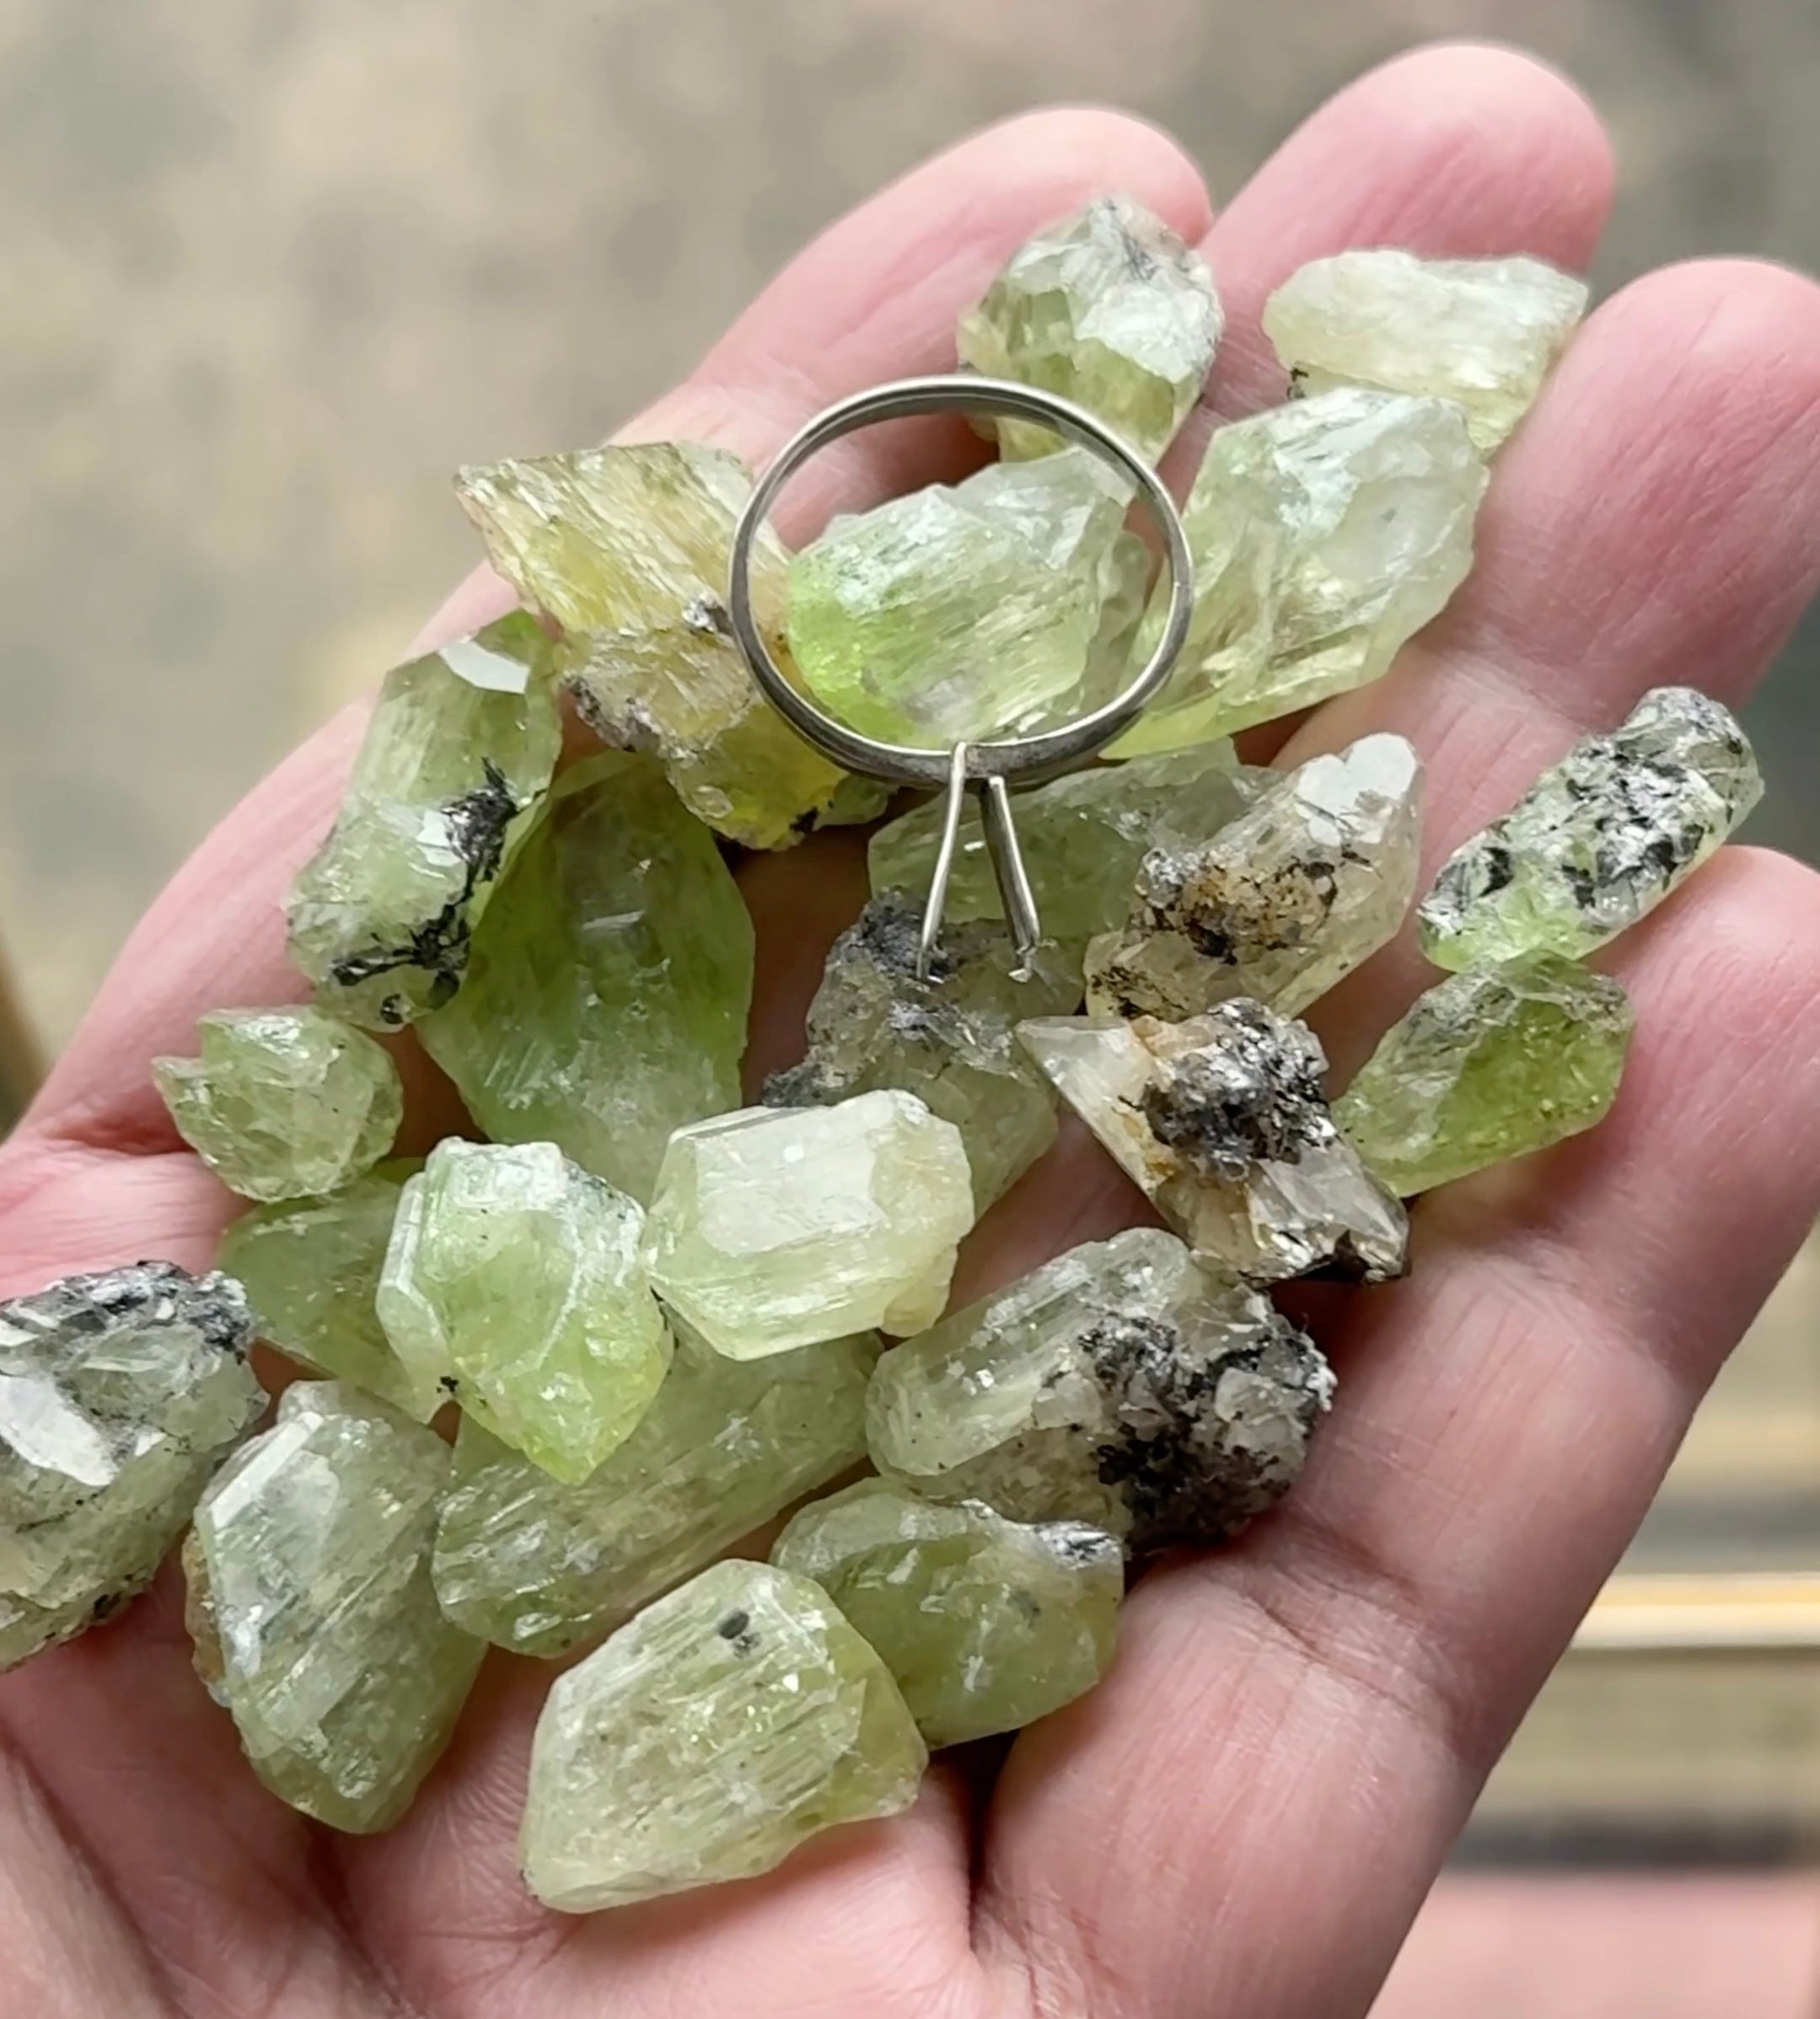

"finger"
[980, 846, 1820, 2019]
[1289, 251, 1820, 1077]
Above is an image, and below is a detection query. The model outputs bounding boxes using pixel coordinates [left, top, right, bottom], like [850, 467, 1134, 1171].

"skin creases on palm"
[4, 46, 1820, 2019]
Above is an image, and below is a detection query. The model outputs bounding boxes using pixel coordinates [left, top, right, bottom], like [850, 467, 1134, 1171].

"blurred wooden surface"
[0, 939, 40, 1134]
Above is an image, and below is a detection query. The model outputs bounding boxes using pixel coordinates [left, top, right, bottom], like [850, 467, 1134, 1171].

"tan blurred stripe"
[0, 936, 42, 1132]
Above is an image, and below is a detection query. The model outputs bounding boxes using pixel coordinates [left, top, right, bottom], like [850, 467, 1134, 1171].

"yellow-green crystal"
[377, 1140, 670, 1485]
[185, 1382, 484, 1834]
[286, 611, 561, 1028]
[1264, 250, 1588, 454]
[456, 443, 854, 847]
[217, 1161, 433, 1420]
[1419, 687, 1763, 971]
[1335, 955, 1634, 1195]
[153, 1007, 402, 1205]
[869, 742, 1261, 961]
[1020, 1003, 1407, 1283]
[771, 1479, 1122, 1747]
[419, 751, 754, 1203]
[519, 1558, 926, 1912]
[867, 1228, 1332, 1548]
[640, 1091, 974, 1359]
[762, 899, 1076, 1210]
[957, 193, 1222, 462]
[1110, 388, 1485, 754]
[0, 1265, 263, 1673]
[432, 1324, 877, 1657]
[787, 448, 1130, 748]
[1085, 734, 1423, 1021]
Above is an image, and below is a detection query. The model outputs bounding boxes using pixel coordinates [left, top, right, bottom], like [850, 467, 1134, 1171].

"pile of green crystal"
[0, 196, 1761, 1918]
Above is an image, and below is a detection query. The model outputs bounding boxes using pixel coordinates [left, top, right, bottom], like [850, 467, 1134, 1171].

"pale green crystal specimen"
[1336, 955, 1635, 1195]
[772, 1479, 1122, 1746]
[432, 1324, 876, 1656]
[762, 899, 1077, 1209]
[519, 1558, 926, 1911]
[377, 1140, 670, 1484]
[218, 1162, 433, 1420]
[287, 612, 561, 1028]
[1420, 687, 1762, 971]
[1086, 734, 1423, 1020]
[0, 1264, 263, 1672]
[457, 444, 853, 847]
[1020, 1003, 1407, 1282]
[420, 752, 753, 1202]
[787, 448, 1130, 748]
[1264, 250, 1588, 454]
[185, 1382, 483, 1834]
[868, 1227, 1332, 1545]
[958, 193, 1222, 462]
[870, 742, 1261, 958]
[1111, 389, 1485, 754]
[640, 1091, 974, 1358]
[154, 1007, 402, 1204]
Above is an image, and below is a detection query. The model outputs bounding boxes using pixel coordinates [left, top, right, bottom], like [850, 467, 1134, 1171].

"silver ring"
[726, 373, 1195, 790]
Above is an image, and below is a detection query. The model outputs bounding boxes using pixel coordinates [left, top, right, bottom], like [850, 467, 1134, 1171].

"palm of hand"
[3, 44, 1820, 2019]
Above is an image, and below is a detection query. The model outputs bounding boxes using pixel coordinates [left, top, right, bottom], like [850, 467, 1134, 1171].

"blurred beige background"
[3, 3, 1819, 2013]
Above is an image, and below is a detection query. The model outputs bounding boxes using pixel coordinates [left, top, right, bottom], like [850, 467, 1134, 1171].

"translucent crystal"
[217, 1162, 433, 1420]
[432, 1325, 876, 1657]
[1110, 389, 1485, 754]
[376, 1140, 670, 1485]
[1020, 1004, 1407, 1282]
[787, 448, 1130, 748]
[957, 194, 1222, 462]
[640, 1092, 974, 1359]
[870, 742, 1262, 958]
[0, 1264, 262, 1673]
[1420, 687, 1763, 970]
[457, 444, 852, 847]
[761, 899, 1078, 1209]
[772, 1479, 1122, 1746]
[1336, 955, 1635, 1195]
[185, 1382, 483, 1834]
[153, 1007, 402, 1205]
[286, 612, 561, 1028]
[1264, 250, 1589, 454]
[867, 1227, 1332, 1546]
[420, 752, 753, 1202]
[1086, 734, 1423, 1020]
[519, 1558, 926, 1911]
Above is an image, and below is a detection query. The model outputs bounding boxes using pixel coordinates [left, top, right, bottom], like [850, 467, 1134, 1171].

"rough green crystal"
[185, 1382, 483, 1834]
[640, 1091, 974, 1359]
[867, 1227, 1332, 1546]
[1086, 734, 1423, 1020]
[432, 1324, 876, 1657]
[420, 752, 754, 1202]
[957, 193, 1222, 462]
[870, 742, 1261, 958]
[1264, 250, 1588, 454]
[761, 899, 1077, 1209]
[1020, 1003, 1407, 1282]
[772, 1479, 1122, 1746]
[457, 444, 854, 846]
[1110, 389, 1485, 754]
[286, 612, 561, 1028]
[376, 1140, 670, 1484]
[519, 1558, 926, 1911]
[153, 1007, 402, 1205]
[0, 1264, 263, 1672]
[787, 448, 1130, 748]
[217, 1162, 433, 1420]
[1336, 955, 1635, 1195]
[1419, 687, 1762, 971]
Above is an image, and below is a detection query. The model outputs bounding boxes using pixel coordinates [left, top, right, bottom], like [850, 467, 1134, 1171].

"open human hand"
[4, 40, 1820, 2019]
